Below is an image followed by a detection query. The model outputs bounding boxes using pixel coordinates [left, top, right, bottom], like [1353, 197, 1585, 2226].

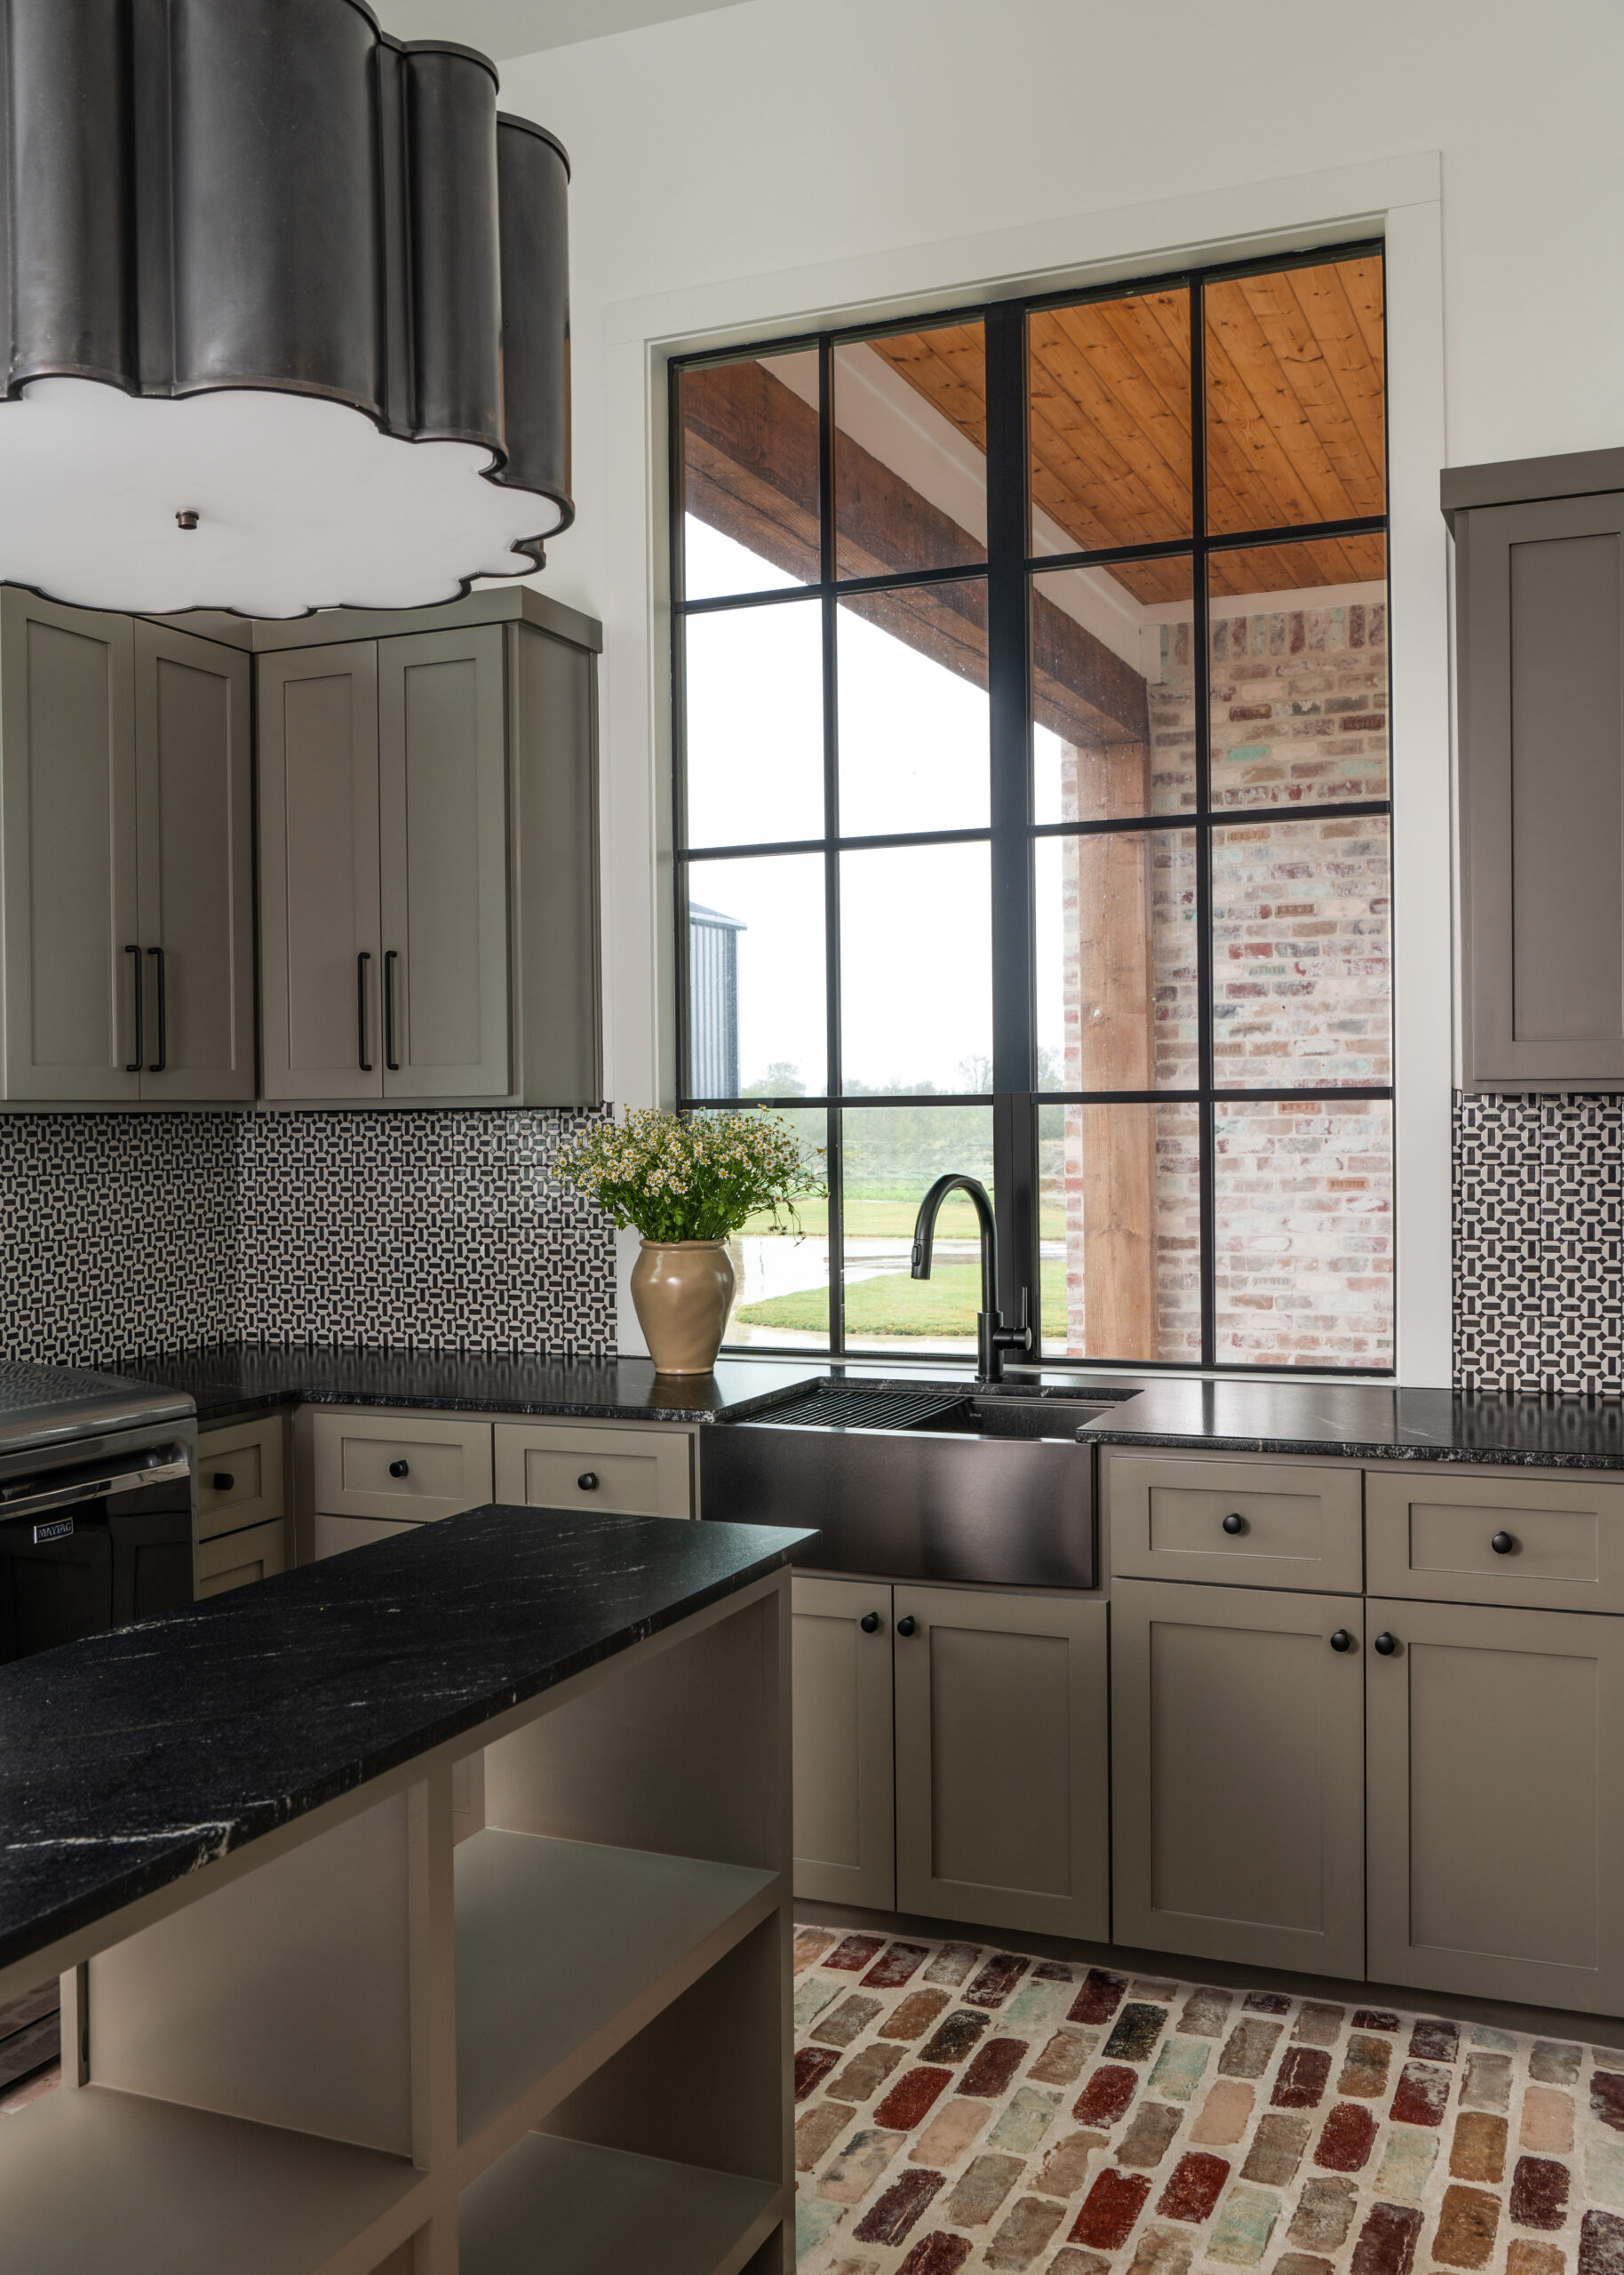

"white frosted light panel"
[0, 381, 564, 619]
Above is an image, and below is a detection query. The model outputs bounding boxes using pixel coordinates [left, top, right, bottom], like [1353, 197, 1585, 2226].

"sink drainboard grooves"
[747, 1388, 969, 1432]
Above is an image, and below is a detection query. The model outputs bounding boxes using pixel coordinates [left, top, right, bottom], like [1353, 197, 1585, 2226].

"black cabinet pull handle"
[860, 1611, 880, 1633]
[1373, 1631, 1398, 1656]
[124, 944, 143, 1073]
[389, 1459, 410, 1478]
[1222, 1512, 1247, 1536]
[896, 1615, 917, 1637]
[384, 949, 401, 1072]
[211, 1473, 235, 1493]
[1330, 1628, 1355, 1653]
[147, 946, 167, 1073]
[577, 1472, 598, 1491]
[357, 951, 371, 1072]
[1491, 1530, 1517, 1555]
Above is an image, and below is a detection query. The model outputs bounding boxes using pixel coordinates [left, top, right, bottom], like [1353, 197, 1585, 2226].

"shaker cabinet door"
[1366, 1595, 1624, 2015]
[1111, 1577, 1365, 1977]
[258, 642, 382, 1100]
[792, 1576, 895, 1911]
[378, 626, 511, 1100]
[1458, 490, 1624, 1089]
[0, 591, 139, 1100]
[894, 1583, 1108, 1940]
[134, 623, 254, 1101]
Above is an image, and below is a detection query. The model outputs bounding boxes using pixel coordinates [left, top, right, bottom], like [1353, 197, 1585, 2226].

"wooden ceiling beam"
[681, 357, 1150, 749]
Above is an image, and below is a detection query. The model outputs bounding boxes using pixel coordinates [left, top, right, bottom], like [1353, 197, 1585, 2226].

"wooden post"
[1063, 737, 1158, 1359]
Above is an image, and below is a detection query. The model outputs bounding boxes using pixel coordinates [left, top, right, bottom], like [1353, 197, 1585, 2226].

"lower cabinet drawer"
[491, 1423, 691, 1519]
[314, 1512, 427, 1561]
[1366, 1468, 1624, 1611]
[196, 1517, 289, 1596]
[312, 1412, 493, 1521]
[196, 1417, 285, 1543]
[1109, 1453, 1364, 1592]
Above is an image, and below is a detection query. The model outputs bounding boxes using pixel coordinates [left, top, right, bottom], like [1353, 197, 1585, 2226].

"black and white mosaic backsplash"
[4, 1094, 1621, 1388]
[237, 1109, 614, 1353]
[1455, 1092, 1624, 1393]
[0, 1114, 241, 1366]
[0, 1109, 615, 1369]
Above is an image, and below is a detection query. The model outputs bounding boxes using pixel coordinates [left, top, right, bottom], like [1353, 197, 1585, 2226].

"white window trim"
[595, 150, 1451, 1384]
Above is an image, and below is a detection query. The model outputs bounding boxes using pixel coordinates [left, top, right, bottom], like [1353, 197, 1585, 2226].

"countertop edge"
[1087, 1429, 1624, 1469]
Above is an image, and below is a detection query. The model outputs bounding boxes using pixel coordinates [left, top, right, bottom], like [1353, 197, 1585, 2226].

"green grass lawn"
[736, 1257, 1067, 1337]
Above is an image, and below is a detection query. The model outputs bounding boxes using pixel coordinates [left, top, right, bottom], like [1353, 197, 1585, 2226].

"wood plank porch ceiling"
[869, 254, 1386, 604]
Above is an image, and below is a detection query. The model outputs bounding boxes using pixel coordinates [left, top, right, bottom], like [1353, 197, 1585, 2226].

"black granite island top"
[1087, 1379, 1624, 1469]
[120, 1340, 839, 1425]
[0, 1505, 813, 1980]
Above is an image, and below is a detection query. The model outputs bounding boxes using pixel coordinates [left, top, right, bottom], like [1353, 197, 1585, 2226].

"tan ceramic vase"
[630, 1239, 736, 1374]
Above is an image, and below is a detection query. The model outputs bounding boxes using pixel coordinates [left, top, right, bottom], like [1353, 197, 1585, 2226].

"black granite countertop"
[0, 1505, 811, 1979]
[1087, 1380, 1624, 1469]
[120, 1341, 835, 1425]
[115, 1343, 1624, 1470]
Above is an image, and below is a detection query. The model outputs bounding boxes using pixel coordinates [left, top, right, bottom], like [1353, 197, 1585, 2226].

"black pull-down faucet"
[909, 1172, 1032, 1384]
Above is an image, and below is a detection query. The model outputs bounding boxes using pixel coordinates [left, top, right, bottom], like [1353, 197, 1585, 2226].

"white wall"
[493, 0, 1624, 1378]
[506, 0, 1624, 618]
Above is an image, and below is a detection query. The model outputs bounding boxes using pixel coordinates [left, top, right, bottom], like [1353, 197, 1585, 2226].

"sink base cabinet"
[896, 1585, 1109, 1941]
[1111, 1577, 1365, 1980]
[791, 1578, 1109, 1943]
[1366, 1595, 1624, 2016]
[791, 1577, 896, 1912]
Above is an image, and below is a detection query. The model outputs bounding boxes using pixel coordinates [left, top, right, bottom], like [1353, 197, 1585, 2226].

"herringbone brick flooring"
[793, 1925, 1624, 2275]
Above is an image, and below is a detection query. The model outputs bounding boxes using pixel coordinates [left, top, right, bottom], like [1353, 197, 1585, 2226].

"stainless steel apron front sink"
[698, 1380, 1133, 1588]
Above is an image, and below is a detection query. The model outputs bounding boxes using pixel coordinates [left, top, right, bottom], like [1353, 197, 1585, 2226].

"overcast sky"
[684, 517, 1012, 1094]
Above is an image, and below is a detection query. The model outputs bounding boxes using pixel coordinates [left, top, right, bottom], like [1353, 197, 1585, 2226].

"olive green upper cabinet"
[255, 590, 602, 1109]
[0, 591, 251, 1105]
[256, 640, 382, 1103]
[1446, 450, 1624, 1090]
[133, 623, 255, 1102]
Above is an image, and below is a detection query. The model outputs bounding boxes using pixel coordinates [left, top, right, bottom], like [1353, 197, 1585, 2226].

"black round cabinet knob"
[577, 1472, 599, 1491]
[1330, 1629, 1355, 1653]
[860, 1611, 881, 1634]
[211, 1473, 235, 1492]
[389, 1459, 410, 1478]
[1491, 1530, 1517, 1556]
[1373, 1631, 1398, 1656]
[1222, 1512, 1247, 1536]
[896, 1615, 918, 1637]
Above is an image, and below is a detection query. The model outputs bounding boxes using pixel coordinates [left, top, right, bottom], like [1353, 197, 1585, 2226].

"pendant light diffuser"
[0, 0, 572, 617]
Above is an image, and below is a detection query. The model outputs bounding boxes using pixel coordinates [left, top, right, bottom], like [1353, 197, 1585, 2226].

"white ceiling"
[371, 0, 749, 61]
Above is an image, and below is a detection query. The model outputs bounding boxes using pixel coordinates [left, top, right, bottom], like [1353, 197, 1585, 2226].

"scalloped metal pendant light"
[0, 0, 572, 617]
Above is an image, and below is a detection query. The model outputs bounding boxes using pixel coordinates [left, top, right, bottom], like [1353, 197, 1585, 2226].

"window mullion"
[984, 300, 1036, 1335]
[1191, 275, 1217, 1372]
[818, 336, 845, 1356]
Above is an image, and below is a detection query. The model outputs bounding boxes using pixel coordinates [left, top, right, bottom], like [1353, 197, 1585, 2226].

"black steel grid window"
[671, 244, 1393, 1371]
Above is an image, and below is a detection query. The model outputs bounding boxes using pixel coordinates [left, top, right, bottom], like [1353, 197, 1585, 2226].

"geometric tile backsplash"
[0, 1107, 615, 1369]
[1, 1092, 1620, 1386]
[1455, 1091, 1624, 1393]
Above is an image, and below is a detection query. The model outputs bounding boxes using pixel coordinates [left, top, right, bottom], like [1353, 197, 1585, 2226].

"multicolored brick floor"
[793, 1924, 1624, 2275]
